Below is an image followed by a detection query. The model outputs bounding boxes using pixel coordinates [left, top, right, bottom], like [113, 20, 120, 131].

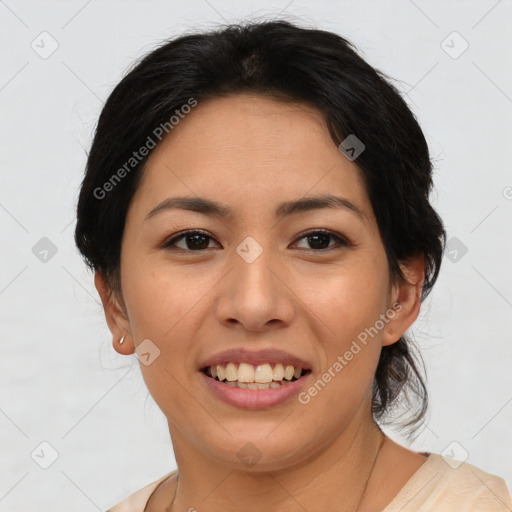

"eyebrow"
[144, 194, 366, 222]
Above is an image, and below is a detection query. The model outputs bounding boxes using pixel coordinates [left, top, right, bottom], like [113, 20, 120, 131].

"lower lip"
[199, 372, 310, 410]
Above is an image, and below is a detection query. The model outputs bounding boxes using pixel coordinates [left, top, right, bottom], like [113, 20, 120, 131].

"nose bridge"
[233, 235, 278, 300]
[215, 234, 294, 330]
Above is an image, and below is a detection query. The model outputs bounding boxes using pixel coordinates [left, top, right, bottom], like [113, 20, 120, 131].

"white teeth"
[284, 365, 295, 380]
[237, 363, 255, 382]
[206, 362, 306, 385]
[272, 363, 284, 380]
[254, 364, 273, 383]
[225, 363, 238, 381]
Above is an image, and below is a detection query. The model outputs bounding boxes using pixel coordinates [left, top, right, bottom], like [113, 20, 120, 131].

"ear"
[94, 270, 135, 355]
[381, 253, 425, 347]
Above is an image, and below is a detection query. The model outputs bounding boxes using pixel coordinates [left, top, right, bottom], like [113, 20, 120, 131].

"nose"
[214, 237, 296, 333]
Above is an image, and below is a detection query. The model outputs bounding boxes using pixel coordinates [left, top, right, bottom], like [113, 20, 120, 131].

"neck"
[166, 409, 385, 512]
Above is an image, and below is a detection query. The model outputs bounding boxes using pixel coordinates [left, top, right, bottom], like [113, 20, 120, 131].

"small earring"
[119, 335, 126, 345]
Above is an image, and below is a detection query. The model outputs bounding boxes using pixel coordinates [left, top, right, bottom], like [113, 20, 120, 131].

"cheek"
[305, 261, 389, 342]
[301, 280, 386, 422]
[300, 260, 388, 401]
[121, 259, 204, 340]
[120, 259, 211, 410]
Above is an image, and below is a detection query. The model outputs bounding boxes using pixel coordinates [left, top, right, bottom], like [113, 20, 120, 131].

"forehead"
[129, 93, 372, 220]
[147, 93, 337, 161]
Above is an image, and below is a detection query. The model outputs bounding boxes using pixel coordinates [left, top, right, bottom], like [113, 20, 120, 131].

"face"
[96, 93, 422, 471]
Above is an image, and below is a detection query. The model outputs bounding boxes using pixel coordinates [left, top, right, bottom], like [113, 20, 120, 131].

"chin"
[193, 428, 320, 473]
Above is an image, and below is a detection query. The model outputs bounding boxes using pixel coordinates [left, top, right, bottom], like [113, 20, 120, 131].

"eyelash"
[161, 228, 353, 253]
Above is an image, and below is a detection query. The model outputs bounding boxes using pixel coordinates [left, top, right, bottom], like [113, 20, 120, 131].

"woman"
[74, 19, 511, 512]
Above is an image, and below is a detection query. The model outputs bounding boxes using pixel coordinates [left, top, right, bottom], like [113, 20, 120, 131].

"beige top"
[106, 453, 512, 511]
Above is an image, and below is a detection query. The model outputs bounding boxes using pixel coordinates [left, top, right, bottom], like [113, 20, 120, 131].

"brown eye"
[162, 230, 219, 251]
[161, 229, 352, 253]
[293, 230, 351, 251]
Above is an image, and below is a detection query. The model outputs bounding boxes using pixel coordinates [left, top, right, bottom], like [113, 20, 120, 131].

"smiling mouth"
[201, 362, 311, 389]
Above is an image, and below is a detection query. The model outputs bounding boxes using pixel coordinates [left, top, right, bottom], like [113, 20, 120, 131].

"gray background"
[1, 0, 511, 510]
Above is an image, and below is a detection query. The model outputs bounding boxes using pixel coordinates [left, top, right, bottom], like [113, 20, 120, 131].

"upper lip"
[199, 348, 312, 370]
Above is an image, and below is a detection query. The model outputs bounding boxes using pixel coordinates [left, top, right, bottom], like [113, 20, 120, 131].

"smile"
[202, 362, 310, 389]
